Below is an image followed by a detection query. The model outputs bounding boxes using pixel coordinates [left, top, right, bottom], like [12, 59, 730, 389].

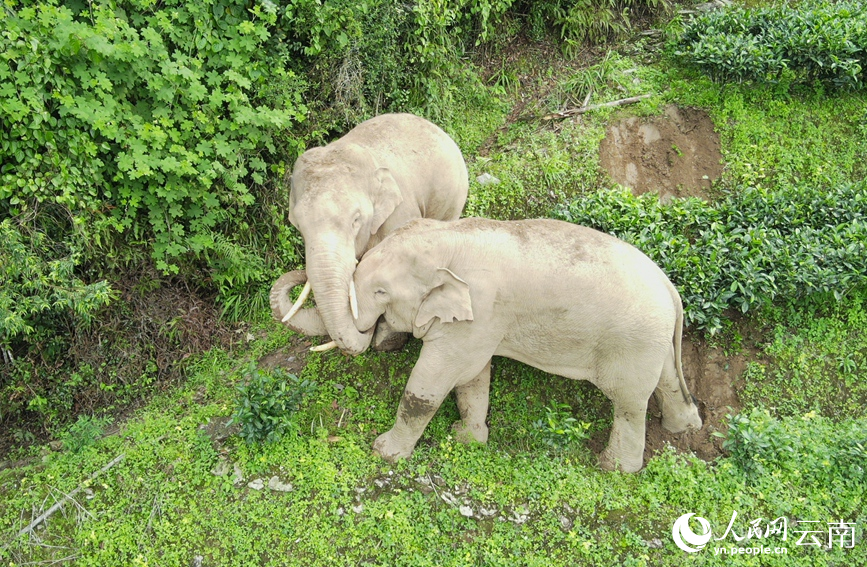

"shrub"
[230, 365, 316, 444]
[555, 182, 867, 333]
[721, 408, 867, 488]
[673, 1, 867, 89]
[0, 0, 307, 274]
[0, 219, 113, 359]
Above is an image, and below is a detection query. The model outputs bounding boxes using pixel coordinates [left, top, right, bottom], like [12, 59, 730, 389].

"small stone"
[247, 478, 264, 490]
[476, 173, 501, 186]
[459, 505, 474, 518]
[267, 476, 293, 492]
[84, 488, 95, 500]
[352, 504, 364, 514]
[646, 538, 664, 549]
[211, 460, 230, 477]
[559, 515, 573, 530]
[479, 507, 498, 517]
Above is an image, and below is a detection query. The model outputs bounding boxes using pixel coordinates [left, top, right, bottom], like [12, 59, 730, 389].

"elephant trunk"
[270, 271, 329, 337]
[304, 245, 373, 356]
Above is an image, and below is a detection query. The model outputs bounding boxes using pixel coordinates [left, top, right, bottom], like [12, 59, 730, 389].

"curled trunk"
[270, 271, 328, 336]
[304, 249, 373, 355]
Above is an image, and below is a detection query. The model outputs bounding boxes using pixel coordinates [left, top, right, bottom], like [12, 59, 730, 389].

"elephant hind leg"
[599, 396, 648, 473]
[655, 346, 702, 434]
[595, 356, 660, 473]
[452, 359, 491, 444]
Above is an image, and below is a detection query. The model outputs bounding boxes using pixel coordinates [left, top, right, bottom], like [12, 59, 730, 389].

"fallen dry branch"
[7, 453, 126, 545]
[541, 94, 652, 121]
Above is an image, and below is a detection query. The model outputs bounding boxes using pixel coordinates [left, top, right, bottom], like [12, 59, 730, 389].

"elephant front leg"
[452, 359, 491, 444]
[374, 339, 495, 462]
[374, 387, 446, 461]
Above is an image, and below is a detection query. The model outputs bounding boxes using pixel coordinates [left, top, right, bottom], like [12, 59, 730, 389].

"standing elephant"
[351, 218, 702, 472]
[270, 113, 468, 355]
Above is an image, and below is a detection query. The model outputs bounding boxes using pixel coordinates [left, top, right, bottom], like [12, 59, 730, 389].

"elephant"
[270, 113, 469, 355]
[351, 217, 703, 472]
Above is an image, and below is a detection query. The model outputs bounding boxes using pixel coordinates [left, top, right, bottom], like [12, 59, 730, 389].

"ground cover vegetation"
[2, 0, 867, 564]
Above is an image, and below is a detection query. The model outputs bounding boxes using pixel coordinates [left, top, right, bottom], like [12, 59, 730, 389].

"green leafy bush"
[0, 219, 113, 355]
[1, 0, 306, 273]
[230, 365, 316, 444]
[674, 1, 867, 88]
[555, 182, 867, 333]
[721, 408, 867, 488]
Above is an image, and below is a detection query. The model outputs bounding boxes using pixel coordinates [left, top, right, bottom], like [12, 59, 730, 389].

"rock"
[559, 515, 573, 531]
[646, 538, 664, 549]
[476, 173, 501, 186]
[247, 478, 264, 490]
[459, 505, 474, 518]
[267, 476, 293, 492]
[352, 504, 364, 514]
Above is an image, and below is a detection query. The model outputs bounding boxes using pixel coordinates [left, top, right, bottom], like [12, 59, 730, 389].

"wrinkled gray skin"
[270, 114, 468, 354]
[352, 218, 703, 472]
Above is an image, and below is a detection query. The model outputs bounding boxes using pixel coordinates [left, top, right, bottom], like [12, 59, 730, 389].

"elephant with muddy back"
[269, 113, 469, 354]
[350, 218, 703, 472]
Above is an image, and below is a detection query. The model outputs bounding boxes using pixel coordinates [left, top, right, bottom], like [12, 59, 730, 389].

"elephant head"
[352, 225, 474, 341]
[272, 143, 400, 355]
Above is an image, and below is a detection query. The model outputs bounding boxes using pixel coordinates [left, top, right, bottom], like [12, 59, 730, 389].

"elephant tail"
[670, 283, 693, 405]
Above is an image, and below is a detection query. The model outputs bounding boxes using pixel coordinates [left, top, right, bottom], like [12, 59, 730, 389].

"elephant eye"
[375, 288, 387, 297]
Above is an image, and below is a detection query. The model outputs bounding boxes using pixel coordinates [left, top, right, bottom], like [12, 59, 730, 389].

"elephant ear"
[370, 167, 403, 236]
[414, 268, 474, 329]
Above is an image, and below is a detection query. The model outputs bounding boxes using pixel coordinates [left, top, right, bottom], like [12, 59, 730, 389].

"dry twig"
[541, 94, 652, 121]
[5, 453, 125, 547]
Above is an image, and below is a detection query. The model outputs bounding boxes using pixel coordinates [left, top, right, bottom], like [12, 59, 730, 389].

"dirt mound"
[599, 105, 724, 200]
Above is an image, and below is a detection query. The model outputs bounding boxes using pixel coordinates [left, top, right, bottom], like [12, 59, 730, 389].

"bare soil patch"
[642, 334, 748, 463]
[599, 105, 724, 200]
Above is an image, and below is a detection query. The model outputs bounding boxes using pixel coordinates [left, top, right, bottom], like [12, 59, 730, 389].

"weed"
[533, 402, 592, 448]
[60, 415, 113, 454]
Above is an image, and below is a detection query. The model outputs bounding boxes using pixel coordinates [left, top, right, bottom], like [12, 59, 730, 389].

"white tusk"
[310, 340, 338, 352]
[282, 280, 312, 323]
[349, 280, 359, 320]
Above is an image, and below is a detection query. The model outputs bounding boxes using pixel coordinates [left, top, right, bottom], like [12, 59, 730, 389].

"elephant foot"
[372, 430, 416, 462]
[372, 331, 409, 352]
[661, 402, 703, 434]
[451, 420, 488, 444]
[598, 447, 644, 473]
